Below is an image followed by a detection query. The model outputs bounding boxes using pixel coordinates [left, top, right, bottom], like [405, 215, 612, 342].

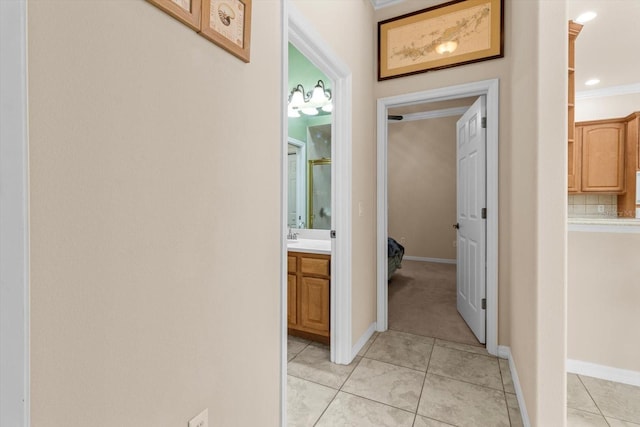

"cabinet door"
[568, 126, 581, 192]
[581, 123, 625, 192]
[300, 276, 329, 335]
[287, 274, 297, 327]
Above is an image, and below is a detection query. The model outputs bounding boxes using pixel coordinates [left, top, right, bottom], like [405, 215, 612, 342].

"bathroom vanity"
[287, 239, 331, 344]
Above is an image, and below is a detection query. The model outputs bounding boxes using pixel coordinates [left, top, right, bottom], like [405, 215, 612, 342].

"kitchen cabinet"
[287, 251, 330, 344]
[618, 112, 640, 217]
[577, 120, 625, 193]
[568, 21, 582, 193]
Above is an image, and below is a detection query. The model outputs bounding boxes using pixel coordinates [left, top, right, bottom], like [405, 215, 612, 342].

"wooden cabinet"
[568, 21, 582, 192]
[287, 251, 330, 344]
[618, 112, 640, 217]
[569, 118, 626, 194]
[578, 120, 625, 192]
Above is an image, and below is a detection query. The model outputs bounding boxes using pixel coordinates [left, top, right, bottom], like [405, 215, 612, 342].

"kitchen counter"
[287, 238, 331, 255]
[568, 217, 640, 233]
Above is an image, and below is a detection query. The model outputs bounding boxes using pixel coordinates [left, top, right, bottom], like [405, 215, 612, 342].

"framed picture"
[378, 0, 504, 80]
[147, 0, 202, 31]
[200, 0, 252, 63]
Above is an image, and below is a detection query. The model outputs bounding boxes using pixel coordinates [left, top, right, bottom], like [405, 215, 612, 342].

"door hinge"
[330, 230, 336, 238]
[481, 117, 487, 128]
[481, 298, 486, 310]
[481, 208, 487, 219]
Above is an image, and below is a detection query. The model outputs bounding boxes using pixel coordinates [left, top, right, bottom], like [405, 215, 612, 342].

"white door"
[456, 96, 487, 343]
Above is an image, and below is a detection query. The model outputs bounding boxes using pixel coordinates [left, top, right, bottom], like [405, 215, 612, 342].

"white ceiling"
[568, 0, 640, 94]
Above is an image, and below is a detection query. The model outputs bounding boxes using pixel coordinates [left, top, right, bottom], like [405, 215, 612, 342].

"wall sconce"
[288, 80, 332, 118]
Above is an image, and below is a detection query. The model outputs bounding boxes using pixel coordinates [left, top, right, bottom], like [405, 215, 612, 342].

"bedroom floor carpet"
[388, 260, 482, 347]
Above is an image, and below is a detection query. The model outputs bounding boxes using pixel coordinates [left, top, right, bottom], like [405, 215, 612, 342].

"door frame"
[375, 79, 499, 356]
[283, 2, 353, 366]
[287, 137, 307, 228]
[0, 1, 31, 426]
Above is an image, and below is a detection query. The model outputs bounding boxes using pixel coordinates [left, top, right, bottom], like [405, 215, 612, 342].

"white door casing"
[376, 79, 499, 356]
[286, 1, 353, 367]
[456, 96, 487, 344]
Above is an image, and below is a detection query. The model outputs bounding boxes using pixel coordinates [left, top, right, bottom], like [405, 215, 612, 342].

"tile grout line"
[414, 343, 436, 422]
[577, 374, 608, 420]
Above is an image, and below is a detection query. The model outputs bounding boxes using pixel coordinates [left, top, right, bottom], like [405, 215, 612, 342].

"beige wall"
[576, 92, 640, 121]
[291, 0, 377, 348]
[375, 0, 568, 424]
[28, 1, 282, 426]
[568, 231, 640, 372]
[387, 117, 458, 260]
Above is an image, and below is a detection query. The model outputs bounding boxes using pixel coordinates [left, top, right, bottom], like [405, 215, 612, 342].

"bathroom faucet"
[287, 228, 298, 240]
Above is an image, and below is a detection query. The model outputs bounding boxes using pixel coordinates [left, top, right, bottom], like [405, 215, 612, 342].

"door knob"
[453, 223, 460, 230]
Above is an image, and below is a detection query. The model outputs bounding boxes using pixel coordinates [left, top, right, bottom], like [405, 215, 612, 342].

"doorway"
[376, 79, 500, 356]
[284, 1, 353, 367]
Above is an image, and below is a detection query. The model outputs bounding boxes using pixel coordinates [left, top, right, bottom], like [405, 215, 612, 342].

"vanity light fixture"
[287, 80, 332, 117]
[575, 11, 597, 24]
[435, 40, 458, 55]
[585, 78, 600, 86]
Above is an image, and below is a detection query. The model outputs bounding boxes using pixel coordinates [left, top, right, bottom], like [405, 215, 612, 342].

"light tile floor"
[288, 332, 640, 426]
[567, 373, 640, 426]
[287, 331, 520, 427]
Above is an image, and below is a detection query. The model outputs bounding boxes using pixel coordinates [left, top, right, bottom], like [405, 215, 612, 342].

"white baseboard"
[403, 255, 457, 264]
[567, 359, 640, 387]
[498, 345, 530, 427]
[352, 322, 377, 360]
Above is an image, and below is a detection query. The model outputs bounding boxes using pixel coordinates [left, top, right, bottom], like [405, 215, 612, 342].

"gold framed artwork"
[147, 0, 202, 31]
[378, 0, 504, 80]
[200, 0, 252, 63]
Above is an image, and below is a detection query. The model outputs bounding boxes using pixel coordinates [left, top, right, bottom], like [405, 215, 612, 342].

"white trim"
[568, 224, 640, 234]
[402, 256, 456, 264]
[0, 1, 30, 426]
[576, 82, 640, 100]
[388, 106, 469, 123]
[351, 322, 377, 360]
[287, 1, 353, 366]
[376, 79, 499, 356]
[280, 2, 288, 427]
[499, 346, 531, 427]
[567, 359, 640, 388]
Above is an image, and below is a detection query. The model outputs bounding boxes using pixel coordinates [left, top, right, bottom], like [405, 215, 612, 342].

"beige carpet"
[388, 260, 483, 347]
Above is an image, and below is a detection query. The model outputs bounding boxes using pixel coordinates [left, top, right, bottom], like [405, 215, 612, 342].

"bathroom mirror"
[288, 42, 333, 230]
[287, 123, 332, 230]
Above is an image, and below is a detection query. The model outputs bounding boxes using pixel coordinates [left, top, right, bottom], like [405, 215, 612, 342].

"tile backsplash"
[568, 194, 618, 218]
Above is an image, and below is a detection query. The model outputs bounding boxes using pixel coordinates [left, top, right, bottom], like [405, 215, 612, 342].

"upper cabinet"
[618, 113, 640, 217]
[577, 120, 625, 193]
[568, 21, 583, 193]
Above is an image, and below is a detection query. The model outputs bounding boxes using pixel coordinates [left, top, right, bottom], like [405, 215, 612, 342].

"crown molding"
[576, 82, 640, 100]
[370, 0, 406, 10]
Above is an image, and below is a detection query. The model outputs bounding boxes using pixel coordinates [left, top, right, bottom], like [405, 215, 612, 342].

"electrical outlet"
[188, 409, 208, 427]
[358, 201, 364, 217]
[399, 237, 406, 245]
[452, 240, 457, 248]
[597, 204, 605, 213]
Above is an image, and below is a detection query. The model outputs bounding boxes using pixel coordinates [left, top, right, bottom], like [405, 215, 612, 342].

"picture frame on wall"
[378, 0, 504, 80]
[147, 0, 202, 31]
[200, 0, 252, 63]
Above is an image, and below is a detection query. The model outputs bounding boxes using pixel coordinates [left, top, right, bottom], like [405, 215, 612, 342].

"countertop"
[287, 238, 331, 255]
[568, 217, 640, 233]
